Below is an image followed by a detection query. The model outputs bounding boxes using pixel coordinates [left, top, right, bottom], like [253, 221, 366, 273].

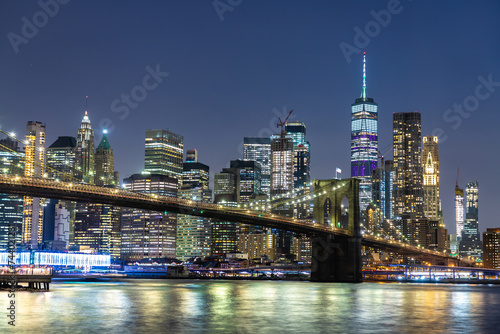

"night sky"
[1, 1, 499, 234]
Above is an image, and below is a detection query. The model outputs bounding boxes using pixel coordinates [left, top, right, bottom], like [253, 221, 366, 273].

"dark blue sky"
[1, 1, 499, 234]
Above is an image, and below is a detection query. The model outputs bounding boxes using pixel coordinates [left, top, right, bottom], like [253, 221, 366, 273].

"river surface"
[2, 279, 500, 333]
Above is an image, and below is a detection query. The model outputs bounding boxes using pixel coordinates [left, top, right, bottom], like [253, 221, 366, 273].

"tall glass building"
[23, 121, 46, 249]
[392, 112, 423, 220]
[350, 53, 378, 211]
[46, 136, 76, 181]
[177, 151, 212, 261]
[144, 129, 184, 182]
[459, 181, 481, 260]
[120, 174, 178, 261]
[285, 121, 311, 219]
[455, 184, 464, 240]
[243, 137, 271, 196]
[75, 130, 121, 258]
[0, 138, 23, 251]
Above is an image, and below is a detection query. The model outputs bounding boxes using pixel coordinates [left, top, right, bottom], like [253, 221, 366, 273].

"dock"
[0, 267, 53, 291]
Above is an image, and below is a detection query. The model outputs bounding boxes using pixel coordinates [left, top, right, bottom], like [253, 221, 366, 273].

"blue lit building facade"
[351, 53, 378, 211]
[459, 181, 482, 261]
[285, 121, 311, 219]
[0, 138, 23, 251]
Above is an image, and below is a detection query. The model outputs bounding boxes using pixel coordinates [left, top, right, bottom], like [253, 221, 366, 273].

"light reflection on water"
[1, 280, 500, 333]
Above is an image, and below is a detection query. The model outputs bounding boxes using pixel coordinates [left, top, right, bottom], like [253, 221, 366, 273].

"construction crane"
[276, 109, 293, 134]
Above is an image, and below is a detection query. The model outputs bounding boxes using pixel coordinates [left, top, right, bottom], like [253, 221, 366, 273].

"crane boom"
[277, 109, 293, 133]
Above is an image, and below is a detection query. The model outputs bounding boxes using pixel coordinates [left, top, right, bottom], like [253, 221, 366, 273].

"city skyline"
[1, 1, 499, 235]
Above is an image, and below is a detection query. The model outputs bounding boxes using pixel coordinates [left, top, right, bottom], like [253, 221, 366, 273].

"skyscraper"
[459, 181, 481, 260]
[182, 152, 209, 190]
[46, 136, 78, 248]
[120, 174, 178, 261]
[423, 136, 440, 219]
[392, 112, 423, 220]
[243, 137, 271, 196]
[144, 129, 184, 181]
[455, 180, 464, 241]
[46, 136, 76, 181]
[0, 138, 23, 251]
[22, 121, 46, 249]
[270, 134, 293, 198]
[211, 165, 242, 256]
[230, 160, 262, 202]
[351, 52, 378, 211]
[285, 121, 311, 219]
[372, 160, 394, 221]
[177, 150, 212, 261]
[270, 129, 294, 258]
[75, 111, 95, 184]
[483, 228, 500, 269]
[75, 129, 121, 257]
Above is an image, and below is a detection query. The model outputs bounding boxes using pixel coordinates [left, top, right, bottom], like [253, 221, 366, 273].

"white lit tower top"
[76, 96, 96, 184]
[350, 52, 378, 211]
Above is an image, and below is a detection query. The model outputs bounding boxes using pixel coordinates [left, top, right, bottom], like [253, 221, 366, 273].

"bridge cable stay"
[241, 180, 351, 213]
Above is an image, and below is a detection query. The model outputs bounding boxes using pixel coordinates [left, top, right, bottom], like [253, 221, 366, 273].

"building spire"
[85, 96, 88, 116]
[362, 51, 366, 100]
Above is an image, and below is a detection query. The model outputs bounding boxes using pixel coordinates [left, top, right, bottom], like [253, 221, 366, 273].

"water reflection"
[1, 281, 500, 333]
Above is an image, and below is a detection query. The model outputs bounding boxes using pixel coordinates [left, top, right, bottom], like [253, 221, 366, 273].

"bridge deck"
[0, 175, 464, 263]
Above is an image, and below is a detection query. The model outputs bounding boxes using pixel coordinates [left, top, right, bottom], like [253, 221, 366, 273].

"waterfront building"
[120, 174, 178, 261]
[144, 129, 184, 182]
[237, 233, 276, 260]
[0, 138, 23, 251]
[22, 121, 46, 249]
[177, 151, 212, 261]
[74, 204, 121, 257]
[351, 52, 378, 212]
[243, 137, 271, 196]
[483, 228, 500, 269]
[212, 167, 239, 256]
[45, 137, 76, 249]
[177, 188, 212, 261]
[74, 130, 121, 258]
[270, 131, 294, 258]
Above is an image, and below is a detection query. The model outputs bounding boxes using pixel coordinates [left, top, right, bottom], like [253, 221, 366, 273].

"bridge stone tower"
[311, 178, 362, 283]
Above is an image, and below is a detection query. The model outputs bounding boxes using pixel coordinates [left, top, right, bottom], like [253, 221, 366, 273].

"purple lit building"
[350, 52, 378, 211]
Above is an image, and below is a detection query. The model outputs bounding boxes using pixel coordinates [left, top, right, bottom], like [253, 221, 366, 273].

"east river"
[2, 279, 500, 333]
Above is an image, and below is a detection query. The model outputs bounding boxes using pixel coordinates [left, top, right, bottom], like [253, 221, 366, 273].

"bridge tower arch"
[311, 178, 362, 282]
